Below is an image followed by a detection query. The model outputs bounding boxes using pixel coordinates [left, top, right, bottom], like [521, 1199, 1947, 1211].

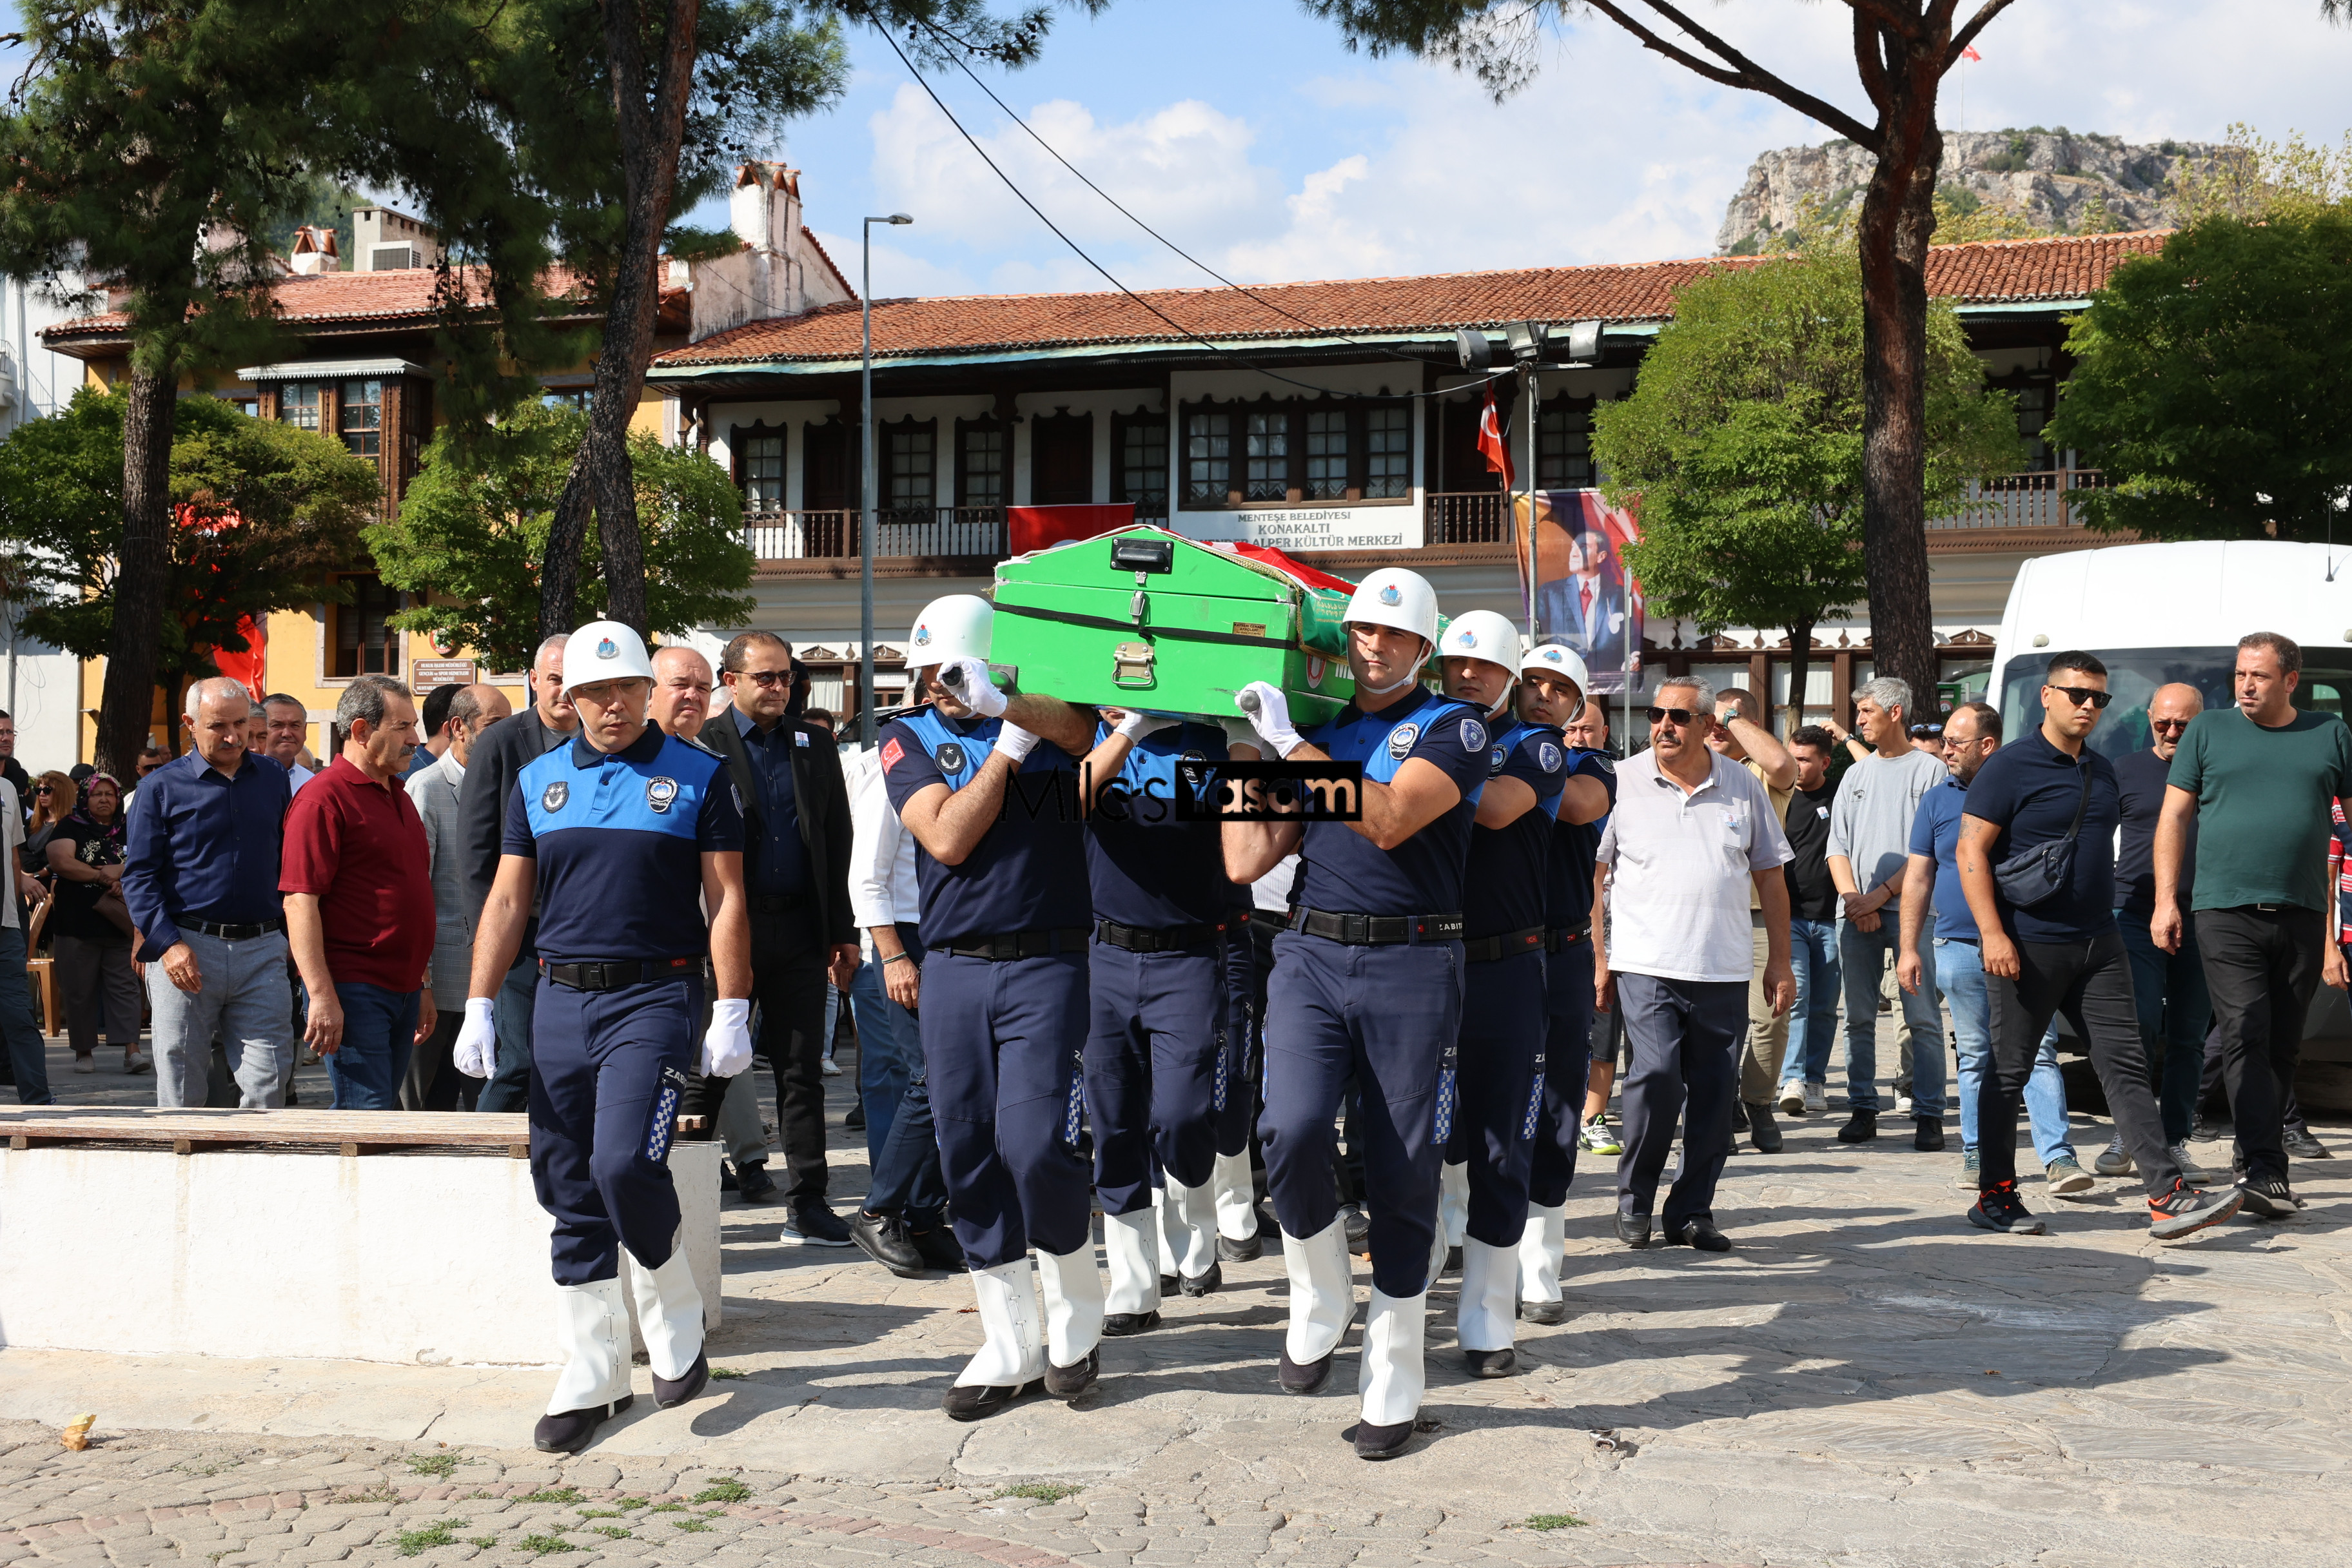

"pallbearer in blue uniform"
[453, 621, 753, 1456]
[1079, 710, 1251, 1331]
[876, 594, 1109, 1422]
[1433, 612, 1565, 1377]
[1224, 567, 1489, 1462]
[1514, 644, 1616, 1322]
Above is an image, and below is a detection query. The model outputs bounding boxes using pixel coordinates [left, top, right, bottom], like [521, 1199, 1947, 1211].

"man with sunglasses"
[1701, 687, 1798, 1154]
[2155, 631, 2352, 1219]
[1956, 651, 2242, 1239]
[1597, 676, 1793, 1254]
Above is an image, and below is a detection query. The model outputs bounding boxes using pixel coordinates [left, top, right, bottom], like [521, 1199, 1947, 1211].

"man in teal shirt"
[2154, 631, 2352, 1219]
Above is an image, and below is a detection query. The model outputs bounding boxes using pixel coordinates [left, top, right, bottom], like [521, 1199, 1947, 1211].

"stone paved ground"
[10, 1032, 2352, 1565]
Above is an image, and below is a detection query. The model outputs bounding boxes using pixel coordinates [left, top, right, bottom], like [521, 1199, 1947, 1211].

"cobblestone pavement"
[11, 1035, 2352, 1565]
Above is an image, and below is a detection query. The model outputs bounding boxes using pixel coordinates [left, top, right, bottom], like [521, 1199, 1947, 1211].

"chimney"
[689, 164, 852, 344]
[351, 206, 444, 273]
[729, 161, 800, 257]
[288, 225, 340, 275]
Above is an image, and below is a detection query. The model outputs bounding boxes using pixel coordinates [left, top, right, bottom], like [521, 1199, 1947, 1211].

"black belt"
[1095, 917, 1224, 954]
[182, 917, 284, 939]
[543, 955, 699, 991]
[1462, 925, 1547, 963]
[945, 926, 1090, 961]
[1288, 907, 1464, 946]
[1545, 925, 1591, 952]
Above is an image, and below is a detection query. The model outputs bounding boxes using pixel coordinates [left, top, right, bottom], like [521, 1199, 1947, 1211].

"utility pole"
[858, 213, 912, 747]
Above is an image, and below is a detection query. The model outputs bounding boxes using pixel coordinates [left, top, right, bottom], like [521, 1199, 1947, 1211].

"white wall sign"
[1167, 503, 1420, 551]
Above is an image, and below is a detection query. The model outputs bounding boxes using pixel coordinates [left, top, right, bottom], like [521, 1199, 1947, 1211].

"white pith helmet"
[1521, 642, 1592, 705]
[1342, 567, 1440, 648]
[562, 620, 655, 693]
[1441, 610, 1524, 675]
[905, 594, 994, 669]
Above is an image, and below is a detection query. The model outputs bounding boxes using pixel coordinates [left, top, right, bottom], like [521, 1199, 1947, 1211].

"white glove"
[994, 721, 1041, 763]
[702, 998, 753, 1078]
[453, 997, 498, 1079]
[942, 656, 1007, 718]
[1219, 716, 1260, 752]
[1236, 681, 1303, 758]
[1114, 710, 1182, 742]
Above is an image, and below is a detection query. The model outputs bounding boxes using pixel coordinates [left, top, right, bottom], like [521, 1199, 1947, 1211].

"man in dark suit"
[457, 634, 579, 1112]
[698, 630, 860, 1244]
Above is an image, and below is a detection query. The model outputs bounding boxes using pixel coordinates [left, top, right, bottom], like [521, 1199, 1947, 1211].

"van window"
[2001, 649, 2352, 761]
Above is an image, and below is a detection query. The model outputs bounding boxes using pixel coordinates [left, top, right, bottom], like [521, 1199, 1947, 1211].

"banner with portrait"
[1514, 490, 1644, 695]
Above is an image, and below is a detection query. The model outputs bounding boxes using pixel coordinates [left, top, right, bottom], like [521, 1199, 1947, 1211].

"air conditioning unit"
[370, 246, 422, 271]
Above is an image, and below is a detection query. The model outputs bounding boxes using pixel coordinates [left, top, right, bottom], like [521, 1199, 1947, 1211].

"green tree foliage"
[2170, 121, 2352, 226]
[0, 390, 376, 745]
[369, 404, 754, 676]
[2044, 212, 2352, 542]
[1592, 244, 2020, 726]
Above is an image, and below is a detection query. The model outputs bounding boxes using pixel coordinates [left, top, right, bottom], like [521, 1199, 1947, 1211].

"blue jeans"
[1938, 937, 2073, 1164]
[863, 923, 946, 1225]
[1778, 917, 1841, 1089]
[317, 981, 418, 1111]
[2118, 911, 2210, 1146]
[478, 959, 536, 1113]
[848, 956, 915, 1162]
[1839, 917, 1946, 1116]
[0, 923, 50, 1104]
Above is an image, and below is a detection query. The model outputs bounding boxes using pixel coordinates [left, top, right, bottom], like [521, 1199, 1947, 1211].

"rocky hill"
[1716, 129, 2219, 253]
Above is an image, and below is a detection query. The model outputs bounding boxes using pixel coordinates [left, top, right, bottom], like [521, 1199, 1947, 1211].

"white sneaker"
[1803, 1083, 1827, 1115]
[1894, 1093, 1915, 1115]
[1777, 1083, 1805, 1115]
[820, 1057, 842, 1077]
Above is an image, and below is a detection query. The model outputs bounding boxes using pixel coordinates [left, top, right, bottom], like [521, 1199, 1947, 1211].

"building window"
[960, 423, 1005, 508]
[1244, 411, 1288, 502]
[541, 387, 591, 411]
[740, 431, 784, 512]
[1185, 411, 1231, 505]
[1535, 403, 1594, 491]
[1366, 406, 1410, 498]
[340, 379, 382, 460]
[280, 382, 322, 433]
[886, 422, 935, 510]
[1117, 416, 1168, 516]
[331, 574, 402, 679]
[1304, 411, 1348, 501]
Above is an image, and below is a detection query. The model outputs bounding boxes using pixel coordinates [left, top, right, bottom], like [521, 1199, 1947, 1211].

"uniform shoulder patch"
[880, 737, 906, 773]
[1386, 722, 1421, 760]
[1538, 741, 1563, 773]
[1488, 745, 1509, 777]
[540, 780, 569, 812]
[934, 740, 968, 774]
[1459, 717, 1487, 752]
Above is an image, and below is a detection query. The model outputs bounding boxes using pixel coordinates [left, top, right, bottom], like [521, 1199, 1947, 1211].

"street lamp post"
[860, 213, 913, 748]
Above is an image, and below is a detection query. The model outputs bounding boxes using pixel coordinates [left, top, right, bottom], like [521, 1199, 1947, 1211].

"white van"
[1988, 539, 2352, 1065]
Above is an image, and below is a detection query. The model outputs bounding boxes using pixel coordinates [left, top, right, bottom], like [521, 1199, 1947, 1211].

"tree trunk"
[536, 0, 700, 640]
[1853, 32, 1948, 709]
[97, 361, 178, 776]
[1785, 618, 1813, 734]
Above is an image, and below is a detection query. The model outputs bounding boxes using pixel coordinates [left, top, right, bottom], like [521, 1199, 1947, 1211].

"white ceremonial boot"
[625, 1244, 709, 1409]
[1164, 1174, 1222, 1295]
[1354, 1286, 1427, 1460]
[1101, 1208, 1164, 1335]
[1516, 1203, 1570, 1326]
[943, 1260, 1046, 1421]
[1438, 1159, 1470, 1256]
[1211, 1150, 1262, 1260]
[536, 1277, 632, 1454]
[1277, 1217, 1355, 1395]
[1456, 1237, 1520, 1377]
[1035, 1243, 1107, 1401]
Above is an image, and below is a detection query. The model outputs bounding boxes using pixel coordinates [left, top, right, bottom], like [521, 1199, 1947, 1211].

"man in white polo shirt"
[1598, 673, 1794, 1252]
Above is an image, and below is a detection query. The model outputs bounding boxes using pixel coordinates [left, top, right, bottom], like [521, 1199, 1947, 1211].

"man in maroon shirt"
[282, 674, 436, 1110]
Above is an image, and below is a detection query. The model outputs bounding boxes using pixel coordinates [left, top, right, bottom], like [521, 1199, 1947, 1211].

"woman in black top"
[48, 774, 142, 1074]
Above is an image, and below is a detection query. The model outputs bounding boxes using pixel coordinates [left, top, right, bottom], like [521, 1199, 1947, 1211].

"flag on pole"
[1477, 383, 1514, 488]
[1961, 44, 1981, 61]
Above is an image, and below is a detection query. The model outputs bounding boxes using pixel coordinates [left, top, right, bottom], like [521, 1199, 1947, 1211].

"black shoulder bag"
[1992, 756, 2091, 910]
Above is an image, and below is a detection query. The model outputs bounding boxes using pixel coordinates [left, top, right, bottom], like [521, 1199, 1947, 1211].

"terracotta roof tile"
[43, 264, 673, 339]
[654, 230, 2170, 370]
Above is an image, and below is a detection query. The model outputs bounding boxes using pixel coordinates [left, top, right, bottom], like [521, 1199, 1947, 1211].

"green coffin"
[990, 527, 1360, 725]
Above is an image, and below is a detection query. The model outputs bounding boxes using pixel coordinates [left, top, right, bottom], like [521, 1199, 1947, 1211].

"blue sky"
[676, 0, 2352, 301]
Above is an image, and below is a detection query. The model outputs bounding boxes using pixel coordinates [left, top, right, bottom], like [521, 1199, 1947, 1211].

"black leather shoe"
[1745, 1102, 1783, 1154]
[1914, 1117, 1946, 1153]
[1179, 1261, 1222, 1297]
[851, 1210, 926, 1278]
[1615, 1211, 1651, 1249]
[843, 1102, 865, 1132]
[532, 1394, 631, 1455]
[1279, 1348, 1333, 1394]
[1102, 1309, 1162, 1337]
[1353, 1418, 1416, 1459]
[1517, 1298, 1570, 1326]
[1218, 1231, 1263, 1263]
[1838, 1110, 1878, 1144]
[653, 1351, 709, 1408]
[941, 1380, 1038, 1422]
[908, 1221, 965, 1272]
[1463, 1348, 1516, 1378]
[1671, 1219, 1732, 1253]
[1043, 1346, 1099, 1401]
[1342, 1205, 1371, 1252]
[1442, 1245, 1462, 1275]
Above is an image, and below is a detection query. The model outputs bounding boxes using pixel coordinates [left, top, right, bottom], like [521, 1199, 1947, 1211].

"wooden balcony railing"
[1427, 491, 1510, 545]
[743, 506, 1008, 561]
[1928, 467, 2108, 530]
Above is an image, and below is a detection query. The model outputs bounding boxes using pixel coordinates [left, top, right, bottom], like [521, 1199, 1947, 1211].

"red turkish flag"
[1477, 384, 1514, 489]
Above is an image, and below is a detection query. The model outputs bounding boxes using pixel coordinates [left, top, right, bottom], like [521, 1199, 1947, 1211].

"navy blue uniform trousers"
[1260, 930, 1462, 1298]
[921, 947, 1093, 1270]
[1085, 939, 1225, 1215]
[1213, 917, 1259, 1159]
[1529, 937, 1594, 1208]
[529, 972, 701, 1286]
[1449, 948, 1546, 1248]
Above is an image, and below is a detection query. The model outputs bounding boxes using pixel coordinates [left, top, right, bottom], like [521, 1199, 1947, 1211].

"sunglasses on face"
[2048, 684, 2113, 710]
[1646, 706, 1701, 727]
[1910, 724, 1944, 738]
[736, 669, 790, 689]
[2151, 717, 2191, 734]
